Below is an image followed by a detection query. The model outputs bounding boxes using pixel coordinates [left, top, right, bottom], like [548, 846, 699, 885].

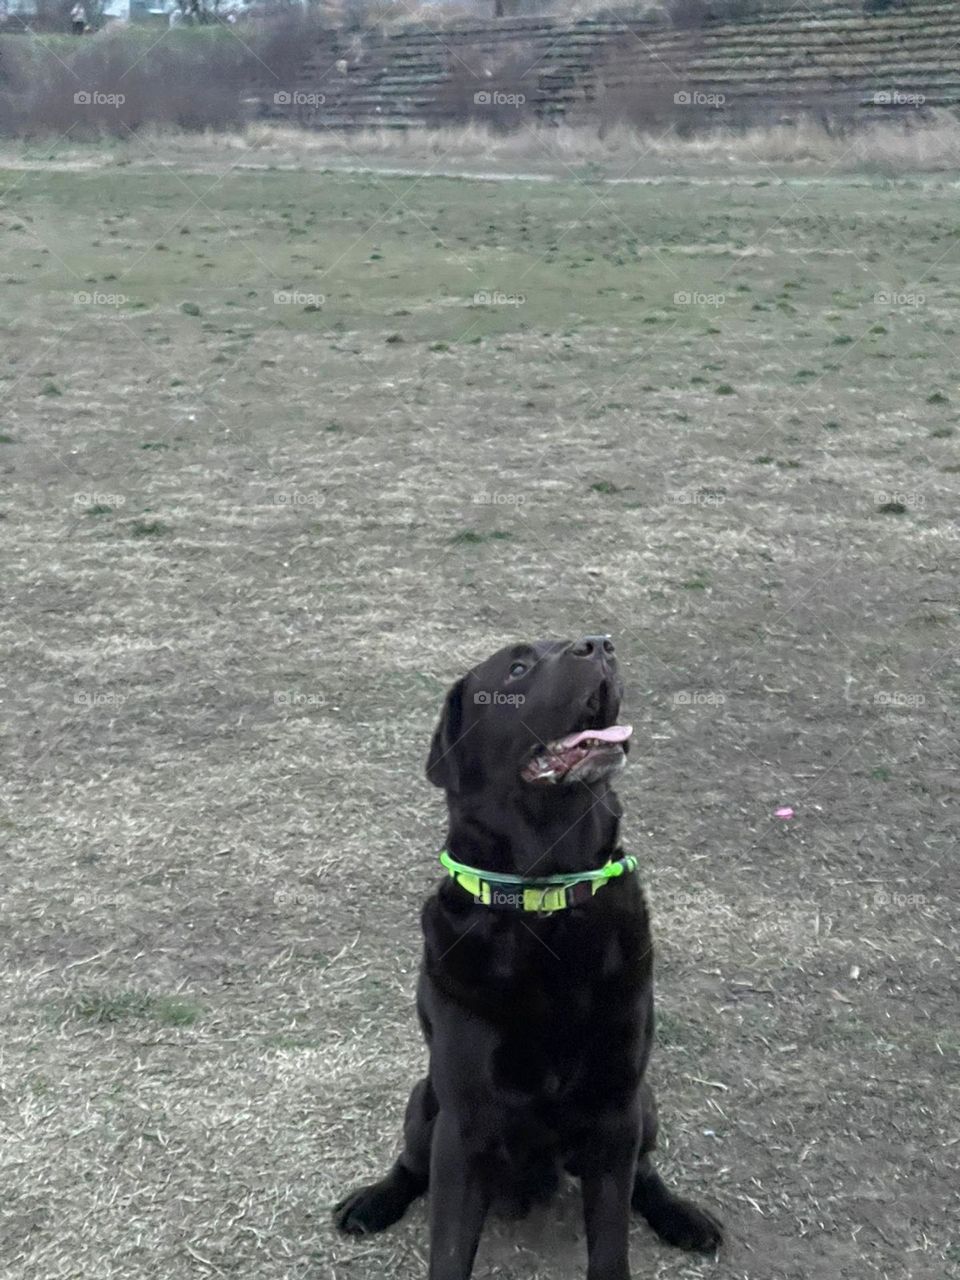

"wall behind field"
[254, 1, 960, 131]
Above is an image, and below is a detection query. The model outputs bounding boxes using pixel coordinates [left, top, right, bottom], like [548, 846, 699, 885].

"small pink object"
[774, 806, 795, 820]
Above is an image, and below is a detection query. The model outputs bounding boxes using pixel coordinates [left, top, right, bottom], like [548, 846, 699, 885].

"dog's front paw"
[650, 1196, 723, 1252]
[333, 1181, 409, 1235]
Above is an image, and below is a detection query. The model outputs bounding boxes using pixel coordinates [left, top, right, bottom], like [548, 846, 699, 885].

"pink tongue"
[556, 724, 633, 750]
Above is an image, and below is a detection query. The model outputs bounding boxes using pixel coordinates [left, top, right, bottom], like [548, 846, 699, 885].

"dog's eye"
[509, 662, 527, 678]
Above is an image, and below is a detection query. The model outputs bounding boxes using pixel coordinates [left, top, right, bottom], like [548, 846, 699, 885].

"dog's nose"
[570, 634, 615, 659]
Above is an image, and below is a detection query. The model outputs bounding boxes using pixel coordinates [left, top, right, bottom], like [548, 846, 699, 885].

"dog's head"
[426, 636, 631, 797]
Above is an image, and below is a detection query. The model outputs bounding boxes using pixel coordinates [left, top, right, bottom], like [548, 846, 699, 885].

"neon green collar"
[439, 849, 638, 914]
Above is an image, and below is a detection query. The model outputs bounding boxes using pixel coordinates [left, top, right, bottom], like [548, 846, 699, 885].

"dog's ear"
[426, 676, 468, 791]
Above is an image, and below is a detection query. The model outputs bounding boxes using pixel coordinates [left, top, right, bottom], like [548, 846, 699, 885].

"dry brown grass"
[6, 114, 960, 189]
[191, 112, 960, 176]
[1, 141, 958, 1280]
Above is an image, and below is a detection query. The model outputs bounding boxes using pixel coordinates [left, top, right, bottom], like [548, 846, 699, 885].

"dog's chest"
[425, 885, 653, 1108]
[483, 922, 648, 1101]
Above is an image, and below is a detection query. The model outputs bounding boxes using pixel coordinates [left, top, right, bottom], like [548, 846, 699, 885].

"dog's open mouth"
[521, 724, 632, 784]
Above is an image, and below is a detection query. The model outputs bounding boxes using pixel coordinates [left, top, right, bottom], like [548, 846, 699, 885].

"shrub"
[0, 11, 333, 137]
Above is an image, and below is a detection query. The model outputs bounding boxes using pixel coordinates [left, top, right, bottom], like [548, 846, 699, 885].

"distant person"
[70, 2, 85, 33]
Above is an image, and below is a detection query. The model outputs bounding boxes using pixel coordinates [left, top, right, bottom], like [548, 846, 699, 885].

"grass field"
[1, 130, 958, 1280]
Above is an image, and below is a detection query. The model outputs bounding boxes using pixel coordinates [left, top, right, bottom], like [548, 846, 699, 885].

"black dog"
[334, 637, 723, 1279]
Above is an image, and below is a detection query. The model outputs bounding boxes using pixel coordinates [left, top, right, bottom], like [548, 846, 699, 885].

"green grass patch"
[449, 529, 513, 545]
[72, 990, 201, 1027]
[129, 518, 169, 538]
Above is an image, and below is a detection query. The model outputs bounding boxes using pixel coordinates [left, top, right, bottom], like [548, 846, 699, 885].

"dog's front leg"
[427, 1109, 490, 1280]
[580, 1127, 641, 1280]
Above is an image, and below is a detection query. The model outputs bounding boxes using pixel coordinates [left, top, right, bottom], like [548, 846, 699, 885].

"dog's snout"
[570, 634, 615, 660]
